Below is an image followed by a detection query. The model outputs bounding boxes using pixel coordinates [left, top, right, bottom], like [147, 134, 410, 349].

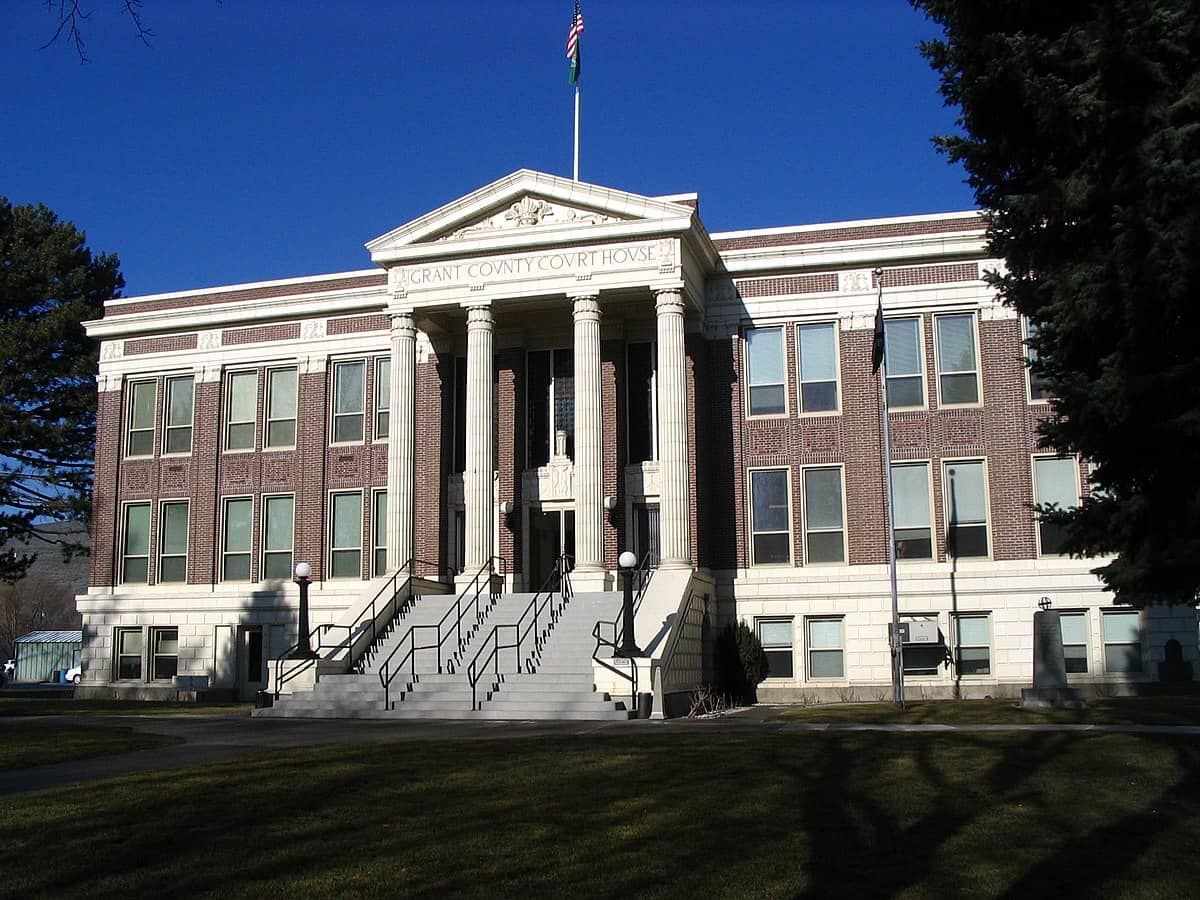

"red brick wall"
[601, 339, 621, 567]
[90, 389, 123, 586]
[413, 352, 449, 571]
[497, 349, 521, 574]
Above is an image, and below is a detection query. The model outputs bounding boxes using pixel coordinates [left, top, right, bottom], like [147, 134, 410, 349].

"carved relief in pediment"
[436, 196, 624, 242]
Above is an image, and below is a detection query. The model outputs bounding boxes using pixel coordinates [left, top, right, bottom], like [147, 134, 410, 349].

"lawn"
[1, 724, 179, 770]
[0, 697, 253, 717]
[4, 730, 1200, 898]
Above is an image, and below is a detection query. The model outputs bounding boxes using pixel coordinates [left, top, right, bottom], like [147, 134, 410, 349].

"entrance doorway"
[633, 502, 660, 567]
[528, 508, 575, 590]
[236, 626, 267, 701]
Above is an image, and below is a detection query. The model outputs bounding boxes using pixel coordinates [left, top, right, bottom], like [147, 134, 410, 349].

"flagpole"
[573, 83, 580, 181]
[875, 268, 904, 707]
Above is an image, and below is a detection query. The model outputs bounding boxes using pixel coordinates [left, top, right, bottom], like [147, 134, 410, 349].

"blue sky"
[3, 1, 974, 298]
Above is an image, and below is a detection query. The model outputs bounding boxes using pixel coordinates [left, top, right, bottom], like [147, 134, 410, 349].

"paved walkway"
[5, 707, 1200, 796]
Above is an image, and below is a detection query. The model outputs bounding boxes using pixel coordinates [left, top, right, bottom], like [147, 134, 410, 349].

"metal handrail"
[273, 557, 450, 699]
[591, 552, 656, 710]
[378, 556, 507, 709]
[467, 555, 574, 710]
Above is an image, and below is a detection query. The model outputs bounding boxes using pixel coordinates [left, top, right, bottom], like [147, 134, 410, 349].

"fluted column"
[655, 288, 692, 568]
[386, 310, 416, 572]
[572, 294, 604, 574]
[464, 305, 495, 573]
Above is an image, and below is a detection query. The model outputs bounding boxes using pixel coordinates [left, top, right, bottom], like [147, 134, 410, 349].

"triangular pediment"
[366, 169, 699, 264]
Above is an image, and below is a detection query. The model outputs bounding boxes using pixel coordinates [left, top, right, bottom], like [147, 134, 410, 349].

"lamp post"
[289, 562, 317, 659]
[617, 550, 641, 657]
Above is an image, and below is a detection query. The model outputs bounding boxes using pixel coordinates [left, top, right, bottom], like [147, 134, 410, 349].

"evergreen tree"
[0, 198, 122, 581]
[913, 0, 1200, 606]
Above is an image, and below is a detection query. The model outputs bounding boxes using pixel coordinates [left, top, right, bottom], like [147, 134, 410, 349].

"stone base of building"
[1020, 687, 1086, 709]
[76, 684, 234, 703]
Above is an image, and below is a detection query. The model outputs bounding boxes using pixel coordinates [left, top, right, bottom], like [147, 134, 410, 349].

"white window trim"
[156, 498, 189, 585]
[805, 615, 846, 681]
[747, 466, 794, 567]
[942, 458, 993, 560]
[260, 493, 295, 582]
[891, 460, 935, 562]
[1023, 316, 1052, 404]
[371, 488, 388, 578]
[329, 489, 364, 579]
[1102, 608, 1144, 675]
[756, 616, 795, 680]
[1032, 454, 1081, 557]
[149, 626, 180, 682]
[264, 365, 299, 451]
[114, 626, 145, 681]
[161, 374, 195, 456]
[933, 311, 983, 409]
[374, 357, 390, 443]
[795, 320, 841, 416]
[625, 341, 659, 463]
[883, 315, 928, 411]
[800, 464, 847, 566]
[1059, 609, 1091, 676]
[224, 369, 258, 454]
[950, 612, 992, 678]
[744, 325, 789, 419]
[900, 613, 945, 679]
[120, 500, 152, 585]
[221, 495, 255, 583]
[125, 378, 157, 458]
[330, 359, 367, 446]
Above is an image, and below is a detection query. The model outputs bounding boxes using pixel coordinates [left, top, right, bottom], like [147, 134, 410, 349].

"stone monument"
[1020, 597, 1086, 709]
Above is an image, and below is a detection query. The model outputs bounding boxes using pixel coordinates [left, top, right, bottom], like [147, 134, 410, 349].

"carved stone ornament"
[522, 459, 575, 502]
[505, 197, 551, 227]
[301, 319, 327, 340]
[100, 341, 124, 361]
[440, 197, 622, 241]
[198, 331, 221, 351]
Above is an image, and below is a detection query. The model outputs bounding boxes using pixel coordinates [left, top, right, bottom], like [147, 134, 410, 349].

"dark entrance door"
[528, 508, 575, 590]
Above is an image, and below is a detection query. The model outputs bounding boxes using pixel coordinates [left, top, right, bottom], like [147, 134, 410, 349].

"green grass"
[776, 695, 1200, 726]
[4, 731, 1200, 898]
[1, 724, 180, 770]
[0, 697, 254, 717]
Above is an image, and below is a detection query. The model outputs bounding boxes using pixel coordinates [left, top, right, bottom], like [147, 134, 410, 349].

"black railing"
[467, 555, 574, 710]
[272, 557, 450, 699]
[591, 551, 656, 709]
[378, 556, 507, 709]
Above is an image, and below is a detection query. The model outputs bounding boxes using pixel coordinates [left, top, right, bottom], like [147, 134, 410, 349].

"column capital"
[654, 287, 686, 315]
[466, 305, 494, 330]
[571, 294, 601, 322]
[390, 309, 417, 340]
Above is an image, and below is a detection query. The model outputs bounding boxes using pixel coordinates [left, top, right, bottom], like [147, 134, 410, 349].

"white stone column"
[655, 288, 692, 568]
[571, 294, 604, 578]
[464, 305, 495, 573]
[386, 310, 416, 572]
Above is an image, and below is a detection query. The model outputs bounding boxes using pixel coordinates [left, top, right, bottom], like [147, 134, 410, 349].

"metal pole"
[876, 269, 904, 706]
[573, 84, 581, 181]
[618, 551, 640, 656]
[290, 572, 317, 659]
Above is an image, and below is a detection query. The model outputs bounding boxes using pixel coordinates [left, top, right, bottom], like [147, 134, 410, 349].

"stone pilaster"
[386, 310, 416, 571]
[571, 294, 605, 581]
[464, 305, 495, 573]
[655, 288, 692, 568]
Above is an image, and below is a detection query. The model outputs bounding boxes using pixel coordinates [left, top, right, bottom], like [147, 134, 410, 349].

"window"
[1024, 318, 1051, 401]
[375, 357, 390, 440]
[265, 367, 298, 448]
[330, 491, 363, 578]
[802, 467, 844, 564]
[1060, 611, 1089, 674]
[126, 380, 156, 456]
[1033, 456, 1079, 555]
[953, 614, 991, 675]
[262, 495, 294, 580]
[332, 360, 366, 443]
[222, 497, 253, 581]
[796, 323, 838, 413]
[757, 618, 793, 678]
[745, 327, 786, 416]
[121, 502, 151, 584]
[1103, 610, 1143, 673]
[749, 469, 791, 565]
[901, 615, 944, 676]
[116, 628, 143, 680]
[632, 502, 661, 568]
[891, 463, 932, 559]
[373, 489, 388, 577]
[164, 375, 194, 454]
[226, 371, 257, 451]
[945, 460, 989, 558]
[807, 617, 844, 678]
[527, 349, 574, 466]
[627, 342, 658, 463]
[151, 627, 178, 680]
[884, 318, 924, 408]
[935, 314, 980, 405]
[158, 500, 189, 583]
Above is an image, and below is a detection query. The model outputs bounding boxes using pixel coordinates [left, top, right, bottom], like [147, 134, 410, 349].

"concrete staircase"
[256, 588, 630, 720]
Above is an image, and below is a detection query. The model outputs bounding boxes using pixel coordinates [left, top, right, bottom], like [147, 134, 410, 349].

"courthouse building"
[76, 170, 1198, 709]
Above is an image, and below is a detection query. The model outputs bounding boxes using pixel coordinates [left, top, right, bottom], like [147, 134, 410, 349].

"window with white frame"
[157, 500, 189, 583]
[901, 614, 944, 676]
[891, 463, 933, 559]
[884, 317, 924, 408]
[126, 380, 156, 457]
[945, 460, 989, 558]
[1024, 317, 1051, 401]
[262, 494, 294, 580]
[796, 322, 838, 413]
[952, 614, 991, 675]
[803, 466, 844, 564]
[265, 366, 298, 448]
[528, 349, 575, 466]
[151, 627, 179, 680]
[375, 357, 390, 440]
[163, 375, 195, 454]
[627, 342, 658, 463]
[935, 314, 980, 405]
[757, 618, 794, 678]
[1060, 611, 1089, 673]
[226, 371, 257, 451]
[121, 502, 151, 584]
[330, 491, 363, 578]
[1033, 456, 1079, 555]
[745, 327, 786, 416]
[332, 360, 366, 443]
[1103, 610, 1143, 673]
[750, 469, 791, 565]
[372, 489, 388, 577]
[222, 497, 253, 581]
[806, 617, 844, 678]
[115, 628, 143, 680]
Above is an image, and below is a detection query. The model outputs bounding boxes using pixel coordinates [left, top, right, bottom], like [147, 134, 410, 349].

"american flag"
[566, 1, 584, 60]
